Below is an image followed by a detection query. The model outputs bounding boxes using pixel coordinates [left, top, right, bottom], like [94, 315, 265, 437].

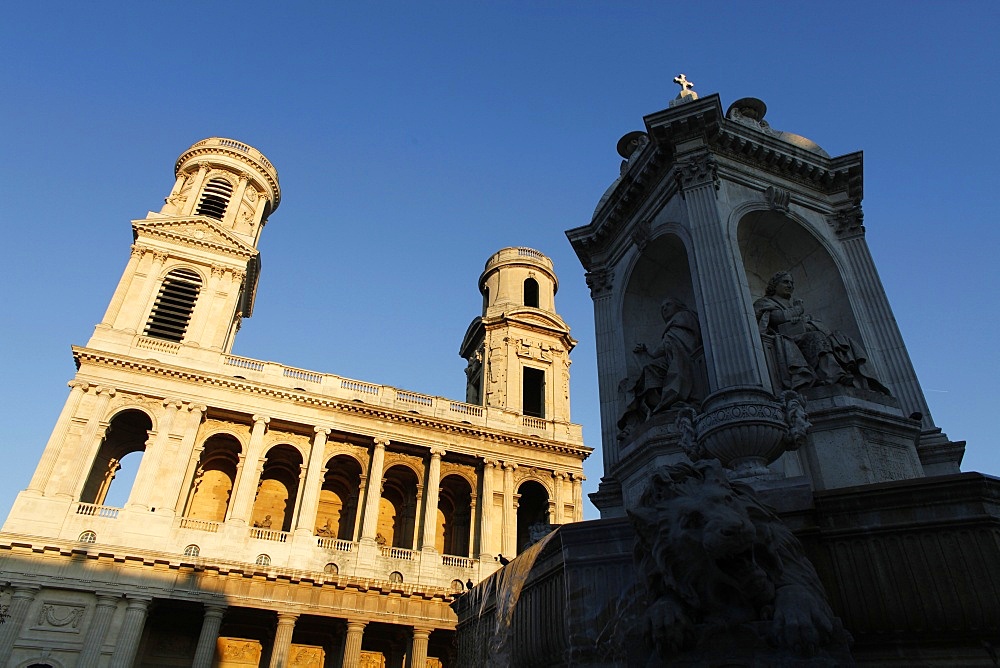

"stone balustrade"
[214, 354, 583, 443]
[76, 502, 120, 519]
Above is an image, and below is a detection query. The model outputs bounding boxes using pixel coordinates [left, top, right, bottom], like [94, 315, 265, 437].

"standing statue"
[618, 299, 701, 435]
[755, 272, 890, 394]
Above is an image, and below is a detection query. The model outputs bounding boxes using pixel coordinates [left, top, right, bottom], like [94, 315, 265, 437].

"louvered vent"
[144, 268, 203, 342]
[196, 178, 234, 220]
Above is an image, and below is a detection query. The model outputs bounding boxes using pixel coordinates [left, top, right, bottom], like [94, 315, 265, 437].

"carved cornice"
[71, 348, 592, 458]
[133, 219, 257, 260]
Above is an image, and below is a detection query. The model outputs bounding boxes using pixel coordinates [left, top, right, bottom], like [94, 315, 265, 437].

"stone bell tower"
[459, 247, 576, 424]
[87, 137, 280, 362]
[567, 78, 964, 517]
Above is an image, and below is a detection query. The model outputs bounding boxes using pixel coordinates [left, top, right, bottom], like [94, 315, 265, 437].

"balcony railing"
[76, 503, 120, 519]
[249, 528, 289, 542]
[379, 546, 415, 561]
[179, 517, 221, 532]
[317, 537, 354, 552]
[441, 554, 474, 569]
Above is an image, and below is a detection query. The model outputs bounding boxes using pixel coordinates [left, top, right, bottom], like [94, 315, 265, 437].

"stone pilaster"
[571, 473, 585, 521]
[0, 585, 40, 658]
[269, 612, 299, 668]
[192, 603, 226, 668]
[501, 461, 517, 557]
[478, 459, 497, 559]
[421, 447, 445, 551]
[29, 380, 88, 495]
[172, 405, 208, 514]
[360, 438, 388, 541]
[586, 268, 624, 472]
[109, 596, 151, 667]
[228, 415, 269, 524]
[64, 386, 116, 499]
[295, 426, 331, 535]
[100, 245, 143, 327]
[184, 265, 223, 347]
[409, 628, 432, 668]
[118, 248, 168, 335]
[182, 162, 212, 216]
[128, 399, 182, 510]
[77, 592, 120, 667]
[552, 472, 566, 525]
[679, 151, 767, 390]
[342, 619, 367, 668]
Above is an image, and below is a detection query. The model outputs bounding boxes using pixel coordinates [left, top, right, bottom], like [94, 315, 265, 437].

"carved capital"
[314, 426, 332, 436]
[482, 458, 499, 469]
[373, 437, 390, 448]
[198, 161, 212, 174]
[584, 269, 614, 299]
[553, 472, 567, 481]
[251, 415, 270, 426]
[187, 403, 208, 414]
[828, 204, 865, 239]
[162, 398, 184, 411]
[502, 461, 518, 471]
[68, 380, 90, 393]
[96, 386, 116, 398]
[238, 171, 251, 183]
[429, 446, 446, 458]
[674, 153, 719, 198]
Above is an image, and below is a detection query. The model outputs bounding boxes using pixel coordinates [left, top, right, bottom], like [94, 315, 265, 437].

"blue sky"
[2, 2, 998, 521]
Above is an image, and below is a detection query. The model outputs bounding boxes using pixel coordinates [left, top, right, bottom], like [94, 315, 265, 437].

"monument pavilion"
[0, 137, 590, 667]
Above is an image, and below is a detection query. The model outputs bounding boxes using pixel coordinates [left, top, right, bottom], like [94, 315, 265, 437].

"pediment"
[133, 217, 257, 257]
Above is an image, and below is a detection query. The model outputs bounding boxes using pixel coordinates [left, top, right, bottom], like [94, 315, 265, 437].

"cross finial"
[673, 74, 694, 92]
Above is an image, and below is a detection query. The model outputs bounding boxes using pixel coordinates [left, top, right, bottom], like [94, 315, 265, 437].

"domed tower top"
[158, 137, 280, 247]
[479, 246, 559, 315]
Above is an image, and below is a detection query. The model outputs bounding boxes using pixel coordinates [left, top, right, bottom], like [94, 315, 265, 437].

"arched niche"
[622, 233, 698, 372]
[185, 433, 242, 521]
[316, 454, 363, 540]
[80, 409, 152, 506]
[737, 210, 860, 340]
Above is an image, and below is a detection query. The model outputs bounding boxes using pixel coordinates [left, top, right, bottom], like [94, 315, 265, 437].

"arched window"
[324, 562, 339, 575]
[183, 544, 200, 557]
[255, 554, 271, 566]
[451, 579, 465, 593]
[78, 530, 97, 543]
[388, 571, 403, 584]
[196, 177, 234, 220]
[144, 268, 202, 342]
[523, 277, 539, 308]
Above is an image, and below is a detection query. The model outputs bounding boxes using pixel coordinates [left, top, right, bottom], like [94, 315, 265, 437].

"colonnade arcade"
[64, 396, 585, 561]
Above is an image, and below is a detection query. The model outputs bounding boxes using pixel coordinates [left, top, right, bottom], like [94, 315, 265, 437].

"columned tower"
[88, 137, 280, 361]
[459, 247, 576, 424]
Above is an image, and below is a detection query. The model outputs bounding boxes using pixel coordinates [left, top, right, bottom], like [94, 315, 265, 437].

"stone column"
[571, 473, 585, 522]
[421, 447, 445, 551]
[64, 386, 116, 500]
[467, 493, 478, 558]
[585, 269, 625, 475]
[203, 268, 245, 352]
[501, 462, 517, 557]
[77, 592, 120, 667]
[0, 585, 40, 658]
[341, 619, 367, 668]
[29, 380, 88, 495]
[477, 459, 497, 559]
[352, 475, 367, 541]
[360, 438, 388, 542]
[269, 612, 299, 668]
[228, 415, 269, 524]
[552, 472, 566, 525]
[224, 172, 251, 227]
[129, 399, 183, 509]
[295, 427, 331, 536]
[192, 603, 226, 668]
[119, 249, 169, 335]
[679, 152, 767, 390]
[185, 265, 224, 347]
[173, 405, 208, 514]
[182, 162, 212, 216]
[109, 596, 151, 667]
[409, 627, 432, 668]
[100, 245, 143, 327]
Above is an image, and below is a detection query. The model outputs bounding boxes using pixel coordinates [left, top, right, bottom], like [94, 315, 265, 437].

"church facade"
[0, 138, 590, 667]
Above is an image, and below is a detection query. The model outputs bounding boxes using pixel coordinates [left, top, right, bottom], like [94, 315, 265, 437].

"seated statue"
[618, 298, 702, 435]
[754, 271, 889, 394]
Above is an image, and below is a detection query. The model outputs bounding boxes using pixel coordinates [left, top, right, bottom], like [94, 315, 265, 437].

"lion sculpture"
[628, 459, 844, 660]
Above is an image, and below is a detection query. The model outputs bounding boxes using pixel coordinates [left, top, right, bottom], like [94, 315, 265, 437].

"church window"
[523, 367, 545, 418]
[196, 177, 234, 220]
[78, 530, 97, 543]
[523, 277, 539, 308]
[324, 562, 339, 575]
[144, 268, 202, 342]
[388, 571, 404, 584]
[255, 554, 271, 566]
[451, 579, 465, 593]
[183, 544, 200, 557]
